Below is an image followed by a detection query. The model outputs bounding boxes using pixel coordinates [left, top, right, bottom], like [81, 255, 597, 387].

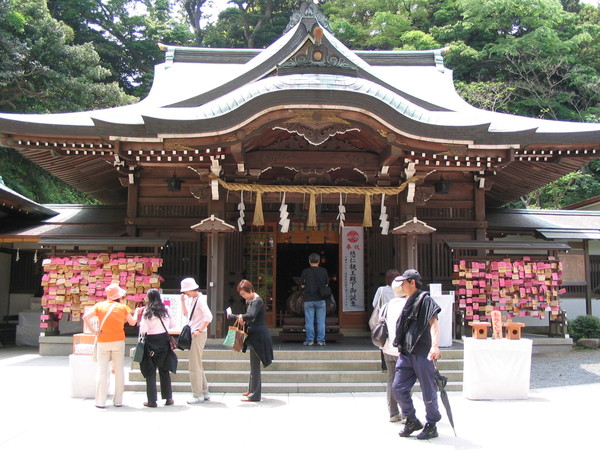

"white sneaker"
[187, 397, 205, 404]
[203, 392, 211, 401]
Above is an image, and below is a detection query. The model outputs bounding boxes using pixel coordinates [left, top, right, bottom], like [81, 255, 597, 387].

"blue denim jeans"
[304, 300, 326, 343]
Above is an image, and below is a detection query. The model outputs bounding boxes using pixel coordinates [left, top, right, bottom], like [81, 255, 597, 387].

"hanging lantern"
[165, 172, 184, 192]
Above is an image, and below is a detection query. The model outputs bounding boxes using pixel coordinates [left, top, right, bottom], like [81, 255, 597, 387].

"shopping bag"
[133, 336, 146, 363]
[223, 318, 247, 352]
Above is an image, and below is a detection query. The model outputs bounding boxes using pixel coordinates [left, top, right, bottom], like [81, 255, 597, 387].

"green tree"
[204, 0, 295, 48]
[47, 0, 194, 97]
[0, 0, 136, 112]
[0, 147, 99, 204]
[0, 0, 137, 203]
[181, 0, 210, 45]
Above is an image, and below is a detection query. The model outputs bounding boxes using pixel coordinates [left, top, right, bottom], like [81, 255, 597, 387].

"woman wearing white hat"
[83, 283, 138, 408]
[180, 277, 213, 404]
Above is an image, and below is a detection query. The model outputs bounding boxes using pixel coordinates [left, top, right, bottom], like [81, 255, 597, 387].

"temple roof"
[0, 2, 599, 206]
[0, 182, 58, 219]
[1, 3, 598, 142]
[487, 208, 600, 240]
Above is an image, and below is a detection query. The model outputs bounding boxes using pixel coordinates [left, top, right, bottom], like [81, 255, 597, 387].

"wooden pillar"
[126, 182, 139, 237]
[584, 239, 592, 315]
[206, 231, 226, 337]
[400, 192, 417, 270]
[407, 234, 418, 269]
[207, 197, 227, 337]
[192, 213, 234, 338]
[474, 178, 487, 256]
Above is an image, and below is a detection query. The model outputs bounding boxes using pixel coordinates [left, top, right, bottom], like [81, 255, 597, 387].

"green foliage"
[569, 315, 600, 342]
[0, 0, 137, 112]
[396, 30, 439, 50]
[455, 81, 516, 112]
[47, 0, 195, 96]
[505, 162, 600, 209]
[203, 1, 296, 48]
[0, 147, 99, 204]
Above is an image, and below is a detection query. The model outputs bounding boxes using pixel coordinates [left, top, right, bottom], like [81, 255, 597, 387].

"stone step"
[131, 357, 463, 372]
[125, 380, 464, 393]
[126, 346, 464, 393]
[133, 347, 464, 360]
[128, 368, 464, 384]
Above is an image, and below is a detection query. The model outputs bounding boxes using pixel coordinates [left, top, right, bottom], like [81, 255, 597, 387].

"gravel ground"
[531, 348, 600, 388]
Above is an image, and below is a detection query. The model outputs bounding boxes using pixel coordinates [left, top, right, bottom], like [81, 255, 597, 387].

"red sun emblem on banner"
[346, 230, 359, 243]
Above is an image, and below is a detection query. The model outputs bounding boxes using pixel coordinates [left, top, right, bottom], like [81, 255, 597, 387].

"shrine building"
[1, 3, 600, 341]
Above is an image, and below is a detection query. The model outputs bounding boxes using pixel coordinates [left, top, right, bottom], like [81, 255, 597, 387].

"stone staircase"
[126, 340, 463, 394]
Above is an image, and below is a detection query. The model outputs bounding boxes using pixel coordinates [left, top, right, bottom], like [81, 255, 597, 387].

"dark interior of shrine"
[275, 243, 339, 320]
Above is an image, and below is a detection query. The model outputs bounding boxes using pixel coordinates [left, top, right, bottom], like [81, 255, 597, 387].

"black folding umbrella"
[434, 360, 457, 436]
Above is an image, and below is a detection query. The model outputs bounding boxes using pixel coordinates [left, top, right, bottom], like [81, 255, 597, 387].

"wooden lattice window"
[244, 226, 275, 328]
[160, 239, 206, 290]
[10, 250, 42, 294]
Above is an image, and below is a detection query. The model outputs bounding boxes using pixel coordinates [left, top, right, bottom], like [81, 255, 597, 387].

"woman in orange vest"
[83, 283, 138, 408]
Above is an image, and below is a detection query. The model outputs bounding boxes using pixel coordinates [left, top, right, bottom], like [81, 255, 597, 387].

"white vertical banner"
[342, 226, 365, 312]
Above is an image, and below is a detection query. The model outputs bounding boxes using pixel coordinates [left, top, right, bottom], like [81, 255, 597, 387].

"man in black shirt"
[300, 253, 330, 346]
[392, 269, 442, 440]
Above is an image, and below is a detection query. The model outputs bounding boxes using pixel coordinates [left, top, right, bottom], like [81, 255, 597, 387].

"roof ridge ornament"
[284, 1, 332, 34]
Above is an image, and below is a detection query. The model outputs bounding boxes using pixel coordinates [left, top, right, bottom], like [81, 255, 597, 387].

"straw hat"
[180, 277, 199, 292]
[105, 283, 127, 301]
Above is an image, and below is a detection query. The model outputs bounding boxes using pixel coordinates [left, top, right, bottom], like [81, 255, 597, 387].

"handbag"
[133, 335, 146, 363]
[370, 303, 389, 348]
[177, 325, 193, 350]
[223, 317, 247, 352]
[177, 297, 198, 350]
[157, 314, 178, 373]
[159, 315, 178, 350]
[371, 321, 388, 348]
[368, 298, 381, 331]
[92, 302, 117, 362]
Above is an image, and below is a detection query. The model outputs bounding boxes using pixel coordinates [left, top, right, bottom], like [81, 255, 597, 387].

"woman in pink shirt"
[138, 289, 177, 407]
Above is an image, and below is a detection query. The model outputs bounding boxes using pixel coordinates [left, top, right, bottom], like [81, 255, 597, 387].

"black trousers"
[248, 345, 262, 401]
[144, 333, 173, 403]
[146, 366, 172, 402]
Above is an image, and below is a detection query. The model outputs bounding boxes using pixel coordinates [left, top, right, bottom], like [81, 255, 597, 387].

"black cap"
[397, 269, 421, 282]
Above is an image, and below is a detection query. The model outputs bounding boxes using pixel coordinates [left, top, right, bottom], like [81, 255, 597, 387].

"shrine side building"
[1, 3, 600, 340]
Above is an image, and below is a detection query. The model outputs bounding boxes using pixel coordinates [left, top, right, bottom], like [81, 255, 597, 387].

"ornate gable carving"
[272, 111, 360, 146]
[262, 134, 363, 151]
[284, 2, 332, 34]
[279, 41, 357, 71]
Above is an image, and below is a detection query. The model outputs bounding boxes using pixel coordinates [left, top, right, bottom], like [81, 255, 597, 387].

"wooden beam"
[379, 143, 404, 168]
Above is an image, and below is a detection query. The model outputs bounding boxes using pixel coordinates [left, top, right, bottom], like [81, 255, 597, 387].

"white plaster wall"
[560, 297, 600, 321]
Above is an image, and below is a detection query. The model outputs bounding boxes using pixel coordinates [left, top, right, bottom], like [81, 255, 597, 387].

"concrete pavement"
[0, 345, 597, 449]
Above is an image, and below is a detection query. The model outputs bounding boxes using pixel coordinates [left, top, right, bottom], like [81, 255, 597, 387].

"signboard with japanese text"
[341, 226, 364, 312]
[161, 293, 184, 332]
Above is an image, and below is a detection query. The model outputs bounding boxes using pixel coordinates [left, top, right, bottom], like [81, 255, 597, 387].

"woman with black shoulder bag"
[138, 288, 177, 407]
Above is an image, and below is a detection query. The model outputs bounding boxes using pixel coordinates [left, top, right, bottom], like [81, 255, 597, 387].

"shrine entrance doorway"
[275, 243, 339, 327]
